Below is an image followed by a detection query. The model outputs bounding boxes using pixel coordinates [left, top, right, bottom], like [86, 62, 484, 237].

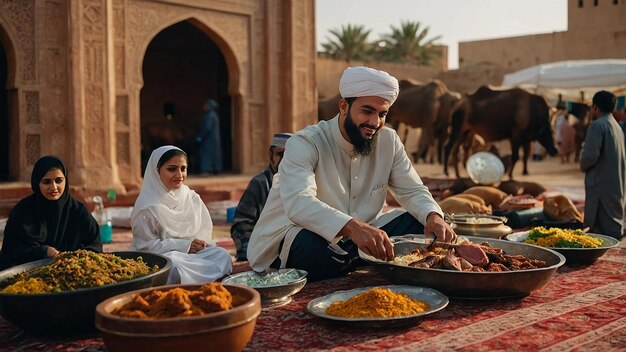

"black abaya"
[0, 156, 101, 269]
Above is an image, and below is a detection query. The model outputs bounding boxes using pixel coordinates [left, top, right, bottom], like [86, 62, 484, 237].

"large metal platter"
[359, 236, 565, 300]
[307, 285, 448, 328]
[505, 231, 619, 265]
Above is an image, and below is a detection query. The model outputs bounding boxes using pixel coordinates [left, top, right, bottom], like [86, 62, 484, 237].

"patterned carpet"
[1, 249, 625, 351]
[1, 175, 622, 351]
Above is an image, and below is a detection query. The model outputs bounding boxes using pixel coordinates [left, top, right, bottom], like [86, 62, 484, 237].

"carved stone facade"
[0, 0, 317, 192]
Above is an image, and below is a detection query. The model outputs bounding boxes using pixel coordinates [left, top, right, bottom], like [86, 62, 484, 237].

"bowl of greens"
[222, 269, 307, 308]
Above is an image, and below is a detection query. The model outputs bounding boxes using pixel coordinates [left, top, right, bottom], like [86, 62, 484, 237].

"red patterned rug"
[1, 249, 625, 351]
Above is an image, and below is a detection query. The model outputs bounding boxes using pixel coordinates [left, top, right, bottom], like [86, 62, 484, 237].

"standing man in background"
[230, 133, 292, 261]
[580, 90, 626, 239]
[196, 99, 222, 175]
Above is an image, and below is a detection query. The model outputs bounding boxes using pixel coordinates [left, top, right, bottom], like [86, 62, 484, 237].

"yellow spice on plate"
[325, 287, 429, 319]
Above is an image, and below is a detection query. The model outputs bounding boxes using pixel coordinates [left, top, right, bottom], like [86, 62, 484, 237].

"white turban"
[339, 66, 399, 105]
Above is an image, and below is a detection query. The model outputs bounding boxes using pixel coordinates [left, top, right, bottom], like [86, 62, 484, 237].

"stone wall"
[0, 0, 316, 192]
[316, 57, 440, 99]
[317, 57, 506, 99]
[459, 0, 626, 71]
[435, 62, 507, 95]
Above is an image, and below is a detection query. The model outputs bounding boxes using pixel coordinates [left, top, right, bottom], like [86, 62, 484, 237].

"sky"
[316, 0, 568, 69]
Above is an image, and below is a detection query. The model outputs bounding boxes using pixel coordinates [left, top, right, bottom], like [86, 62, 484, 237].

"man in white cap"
[231, 133, 293, 261]
[248, 66, 455, 281]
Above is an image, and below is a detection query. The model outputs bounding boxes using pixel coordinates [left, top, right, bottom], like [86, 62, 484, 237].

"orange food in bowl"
[96, 284, 261, 352]
[111, 282, 234, 319]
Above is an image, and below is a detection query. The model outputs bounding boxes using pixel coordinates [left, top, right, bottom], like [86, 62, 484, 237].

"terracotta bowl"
[95, 284, 261, 352]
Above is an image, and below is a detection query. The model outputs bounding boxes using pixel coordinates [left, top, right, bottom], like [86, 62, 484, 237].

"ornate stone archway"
[133, 17, 241, 175]
[0, 0, 316, 194]
[0, 23, 16, 181]
[123, 6, 251, 187]
[0, 1, 49, 183]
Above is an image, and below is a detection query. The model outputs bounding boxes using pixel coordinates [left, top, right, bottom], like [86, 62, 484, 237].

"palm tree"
[376, 21, 442, 66]
[320, 24, 372, 63]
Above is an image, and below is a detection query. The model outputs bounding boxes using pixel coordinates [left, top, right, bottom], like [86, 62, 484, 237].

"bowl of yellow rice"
[505, 227, 619, 265]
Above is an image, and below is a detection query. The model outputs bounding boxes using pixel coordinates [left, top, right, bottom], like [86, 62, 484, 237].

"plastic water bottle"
[93, 196, 112, 244]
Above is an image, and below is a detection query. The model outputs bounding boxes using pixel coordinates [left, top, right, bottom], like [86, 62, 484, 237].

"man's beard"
[344, 110, 379, 156]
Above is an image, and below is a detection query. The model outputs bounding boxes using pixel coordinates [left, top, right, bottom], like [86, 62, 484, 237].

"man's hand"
[47, 246, 59, 257]
[189, 239, 209, 254]
[339, 218, 394, 261]
[424, 212, 457, 243]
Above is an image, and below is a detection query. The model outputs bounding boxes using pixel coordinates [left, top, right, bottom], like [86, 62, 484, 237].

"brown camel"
[444, 86, 558, 179]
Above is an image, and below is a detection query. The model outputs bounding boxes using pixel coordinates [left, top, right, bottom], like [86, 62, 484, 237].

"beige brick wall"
[459, 0, 626, 71]
[316, 58, 440, 99]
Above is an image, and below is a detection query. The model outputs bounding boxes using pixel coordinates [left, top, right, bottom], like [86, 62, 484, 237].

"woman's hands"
[189, 239, 209, 254]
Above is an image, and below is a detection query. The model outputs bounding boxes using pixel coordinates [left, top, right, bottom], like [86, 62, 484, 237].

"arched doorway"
[0, 39, 8, 181]
[140, 20, 231, 174]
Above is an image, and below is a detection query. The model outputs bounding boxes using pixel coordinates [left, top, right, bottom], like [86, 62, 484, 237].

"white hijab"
[131, 145, 212, 242]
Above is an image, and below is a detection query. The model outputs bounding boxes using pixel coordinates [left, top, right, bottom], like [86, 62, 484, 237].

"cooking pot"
[448, 214, 513, 239]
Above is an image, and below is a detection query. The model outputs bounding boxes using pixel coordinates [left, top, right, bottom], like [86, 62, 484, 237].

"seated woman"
[0, 156, 102, 270]
[131, 145, 232, 284]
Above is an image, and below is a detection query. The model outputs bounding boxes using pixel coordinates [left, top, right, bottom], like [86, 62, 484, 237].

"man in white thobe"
[247, 66, 456, 281]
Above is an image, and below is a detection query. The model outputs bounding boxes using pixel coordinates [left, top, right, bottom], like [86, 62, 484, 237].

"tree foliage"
[320, 20, 442, 67]
[320, 24, 372, 63]
[376, 21, 442, 66]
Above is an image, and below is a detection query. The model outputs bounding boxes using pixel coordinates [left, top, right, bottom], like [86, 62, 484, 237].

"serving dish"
[307, 285, 448, 328]
[222, 269, 307, 308]
[448, 214, 513, 239]
[360, 236, 565, 299]
[0, 251, 171, 335]
[505, 231, 619, 265]
[96, 284, 260, 352]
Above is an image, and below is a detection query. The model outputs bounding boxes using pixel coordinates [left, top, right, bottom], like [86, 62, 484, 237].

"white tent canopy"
[502, 59, 626, 103]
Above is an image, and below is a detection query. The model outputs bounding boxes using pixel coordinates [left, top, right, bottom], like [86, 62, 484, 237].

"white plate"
[505, 230, 531, 242]
[307, 285, 448, 327]
[466, 151, 505, 185]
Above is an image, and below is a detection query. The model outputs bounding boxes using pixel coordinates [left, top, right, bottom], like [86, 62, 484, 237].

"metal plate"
[466, 151, 505, 185]
[360, 236, 565, 299]
[505, 231, 619, 265]
[307, 285, 448, 328]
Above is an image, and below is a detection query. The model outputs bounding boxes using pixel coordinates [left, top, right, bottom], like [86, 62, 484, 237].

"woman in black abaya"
[0, 156, 101, 269]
